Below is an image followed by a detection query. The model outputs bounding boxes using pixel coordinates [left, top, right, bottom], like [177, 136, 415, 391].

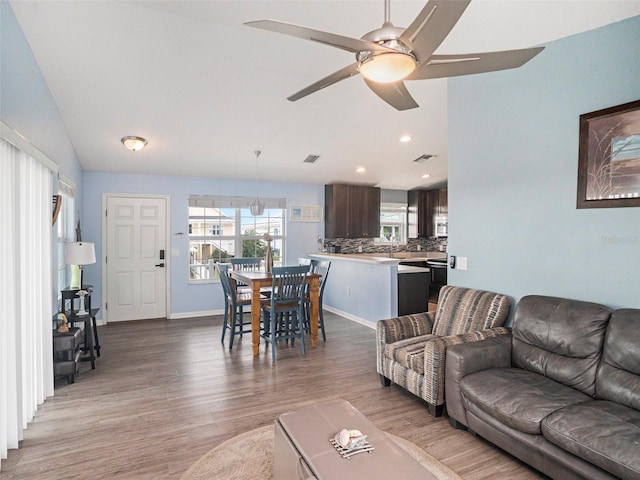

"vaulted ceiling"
[10, 0, 640, 189]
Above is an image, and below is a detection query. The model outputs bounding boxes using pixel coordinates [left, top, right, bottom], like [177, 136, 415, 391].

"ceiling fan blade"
[363, 78, 419, 111]
[245, 20, 396, 54]
[400, 0, 471, 61]
[288, 63, 360, 102]
[407, 47, 545, 80]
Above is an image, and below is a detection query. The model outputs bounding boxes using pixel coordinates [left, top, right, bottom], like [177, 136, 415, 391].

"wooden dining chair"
[230, 257, 263, 292]
[260, 265, 309, 361]
[218, 263, 260, 349]
[305, 259, 331, 341]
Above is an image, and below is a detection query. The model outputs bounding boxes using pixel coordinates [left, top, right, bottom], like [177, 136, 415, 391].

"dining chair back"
[230, 257, 262, 271]
[307, 259, 331, 341]
[261, 265, 309, 361]
[217, 263, 253, 349]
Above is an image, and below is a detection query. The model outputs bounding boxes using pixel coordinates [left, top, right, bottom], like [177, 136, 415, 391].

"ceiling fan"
[245, 0, 544, 111]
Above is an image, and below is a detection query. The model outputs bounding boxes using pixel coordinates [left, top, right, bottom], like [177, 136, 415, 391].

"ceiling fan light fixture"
[121, 136, 148, 151]
[358, 51, 417, 84]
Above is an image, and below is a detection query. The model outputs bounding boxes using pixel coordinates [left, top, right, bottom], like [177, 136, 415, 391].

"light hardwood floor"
[1, 313, 546, 479]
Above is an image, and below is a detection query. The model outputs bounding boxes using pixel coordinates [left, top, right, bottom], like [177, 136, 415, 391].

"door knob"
[155, 263, 165, 267]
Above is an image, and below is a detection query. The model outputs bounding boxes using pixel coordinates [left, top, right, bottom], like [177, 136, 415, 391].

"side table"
[67, 308, 100, 369]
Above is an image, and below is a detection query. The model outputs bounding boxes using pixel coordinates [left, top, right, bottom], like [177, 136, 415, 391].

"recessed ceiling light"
[400, 135, 412, 143]
[356, 167, 365, 173]
[422, 174, 431, 179]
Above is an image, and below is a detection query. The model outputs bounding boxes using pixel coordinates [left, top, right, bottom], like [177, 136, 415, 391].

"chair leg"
[319, 308, 326, 341]
[270, 312, 277, 362]
[297, 311, 306, 356]
[221, 300, 229, 344]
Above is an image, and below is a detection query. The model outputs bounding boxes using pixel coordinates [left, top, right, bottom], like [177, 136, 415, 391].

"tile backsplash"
[322, 237, 447, 254]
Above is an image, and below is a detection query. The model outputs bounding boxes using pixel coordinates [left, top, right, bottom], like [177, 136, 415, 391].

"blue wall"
[448, 15, 640, 312]
[1, 0, 84, 310]
[82, 172, 324, 317]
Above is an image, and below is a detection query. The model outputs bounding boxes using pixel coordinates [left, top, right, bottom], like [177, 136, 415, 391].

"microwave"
[435, 215, 448, 237]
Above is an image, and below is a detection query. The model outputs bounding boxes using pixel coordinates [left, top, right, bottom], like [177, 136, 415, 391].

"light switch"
[457, 257, 468, 270]
[171, 248, 180, 257]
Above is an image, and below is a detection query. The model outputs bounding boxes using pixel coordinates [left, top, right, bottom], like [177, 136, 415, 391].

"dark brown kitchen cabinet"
[408, 189, 432, 238]
[325, 184, 380, 238]
[408, 187, 447, 238]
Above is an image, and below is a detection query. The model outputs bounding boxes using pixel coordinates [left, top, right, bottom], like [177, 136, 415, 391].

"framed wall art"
[290, 205, 323, 222]
[577, 99, 640, 209]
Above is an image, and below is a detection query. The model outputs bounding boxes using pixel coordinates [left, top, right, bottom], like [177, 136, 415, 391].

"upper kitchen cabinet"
[408, 189, 432, 238]
[325, 184, 380, 238]
[408, 187, 448, 238]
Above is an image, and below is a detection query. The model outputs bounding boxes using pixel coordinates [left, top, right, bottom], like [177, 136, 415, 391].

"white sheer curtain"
[0, 137, 54, 468]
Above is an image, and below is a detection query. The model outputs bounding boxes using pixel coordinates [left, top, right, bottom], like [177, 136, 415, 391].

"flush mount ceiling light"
[121, 136, 148, 151]
[422, 174, 431, 179]
[400, 135, 412, 143]
[356, 167, 366, 173]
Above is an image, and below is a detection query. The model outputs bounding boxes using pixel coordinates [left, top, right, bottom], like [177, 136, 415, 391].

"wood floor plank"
[1, 313, 546, 479]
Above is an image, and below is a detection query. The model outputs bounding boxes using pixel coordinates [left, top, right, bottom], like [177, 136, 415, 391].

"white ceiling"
[9, 0, 640, 190]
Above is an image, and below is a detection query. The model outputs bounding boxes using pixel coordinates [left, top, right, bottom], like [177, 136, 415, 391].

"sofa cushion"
[460, 367, 591, 435]
[383, 334, 436, 375]
[542, 400, 640, 480]
[597, 309, 640, 410]
[433, 286, 510, 336]
[512, 295, 611, 396]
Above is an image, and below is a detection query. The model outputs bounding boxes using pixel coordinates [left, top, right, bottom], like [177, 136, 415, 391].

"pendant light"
[249, 150, 265, 216]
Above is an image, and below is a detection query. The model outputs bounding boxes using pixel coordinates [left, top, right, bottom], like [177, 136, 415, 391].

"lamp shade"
[64, 242, 96, 266]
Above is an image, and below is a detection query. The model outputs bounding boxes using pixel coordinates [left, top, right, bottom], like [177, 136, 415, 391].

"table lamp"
[64, 241, 96, 314]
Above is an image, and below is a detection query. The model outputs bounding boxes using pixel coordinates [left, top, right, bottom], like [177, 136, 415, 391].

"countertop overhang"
[308, 252, 446, 266]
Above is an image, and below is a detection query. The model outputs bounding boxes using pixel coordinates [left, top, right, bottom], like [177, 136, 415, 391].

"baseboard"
[323, 306, 376, 330]
[168, 309, 225, 320]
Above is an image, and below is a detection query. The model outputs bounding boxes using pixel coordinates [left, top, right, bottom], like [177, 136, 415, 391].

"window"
[188, 195, 286, 282]
[56, 178, 76, 305]
[376, 202, 407, 244]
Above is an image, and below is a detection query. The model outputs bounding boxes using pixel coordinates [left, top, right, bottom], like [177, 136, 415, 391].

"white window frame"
[56, 177, 76, 307]
[375, 202, 408, 245]
[188, 195, 286, 284]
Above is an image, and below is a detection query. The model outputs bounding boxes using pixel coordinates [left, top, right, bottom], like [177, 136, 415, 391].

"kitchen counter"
[310, 252, 446, 264]
[307, 252, 442, 326]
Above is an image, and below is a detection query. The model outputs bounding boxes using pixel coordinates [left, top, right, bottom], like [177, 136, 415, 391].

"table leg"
[92, 315, 101, 357]
[251, 282, 262, 356]
[84, 318, 96, 369]
[310, 276, 319, 348]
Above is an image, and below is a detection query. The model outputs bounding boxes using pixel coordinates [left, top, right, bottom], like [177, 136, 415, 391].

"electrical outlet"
[417, 245, 421, 251]
[457, 257, 468, 270]
[358, 245, 363, 253]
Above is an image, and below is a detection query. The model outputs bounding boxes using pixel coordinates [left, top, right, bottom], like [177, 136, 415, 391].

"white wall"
[447, 16, 640, 315]
[82, 172, 325, 318]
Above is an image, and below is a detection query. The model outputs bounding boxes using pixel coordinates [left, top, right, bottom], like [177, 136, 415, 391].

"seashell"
[338, 428, 351, 447]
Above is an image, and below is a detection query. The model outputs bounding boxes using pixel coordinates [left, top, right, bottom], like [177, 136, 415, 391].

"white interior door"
[105, 196, 167, 322]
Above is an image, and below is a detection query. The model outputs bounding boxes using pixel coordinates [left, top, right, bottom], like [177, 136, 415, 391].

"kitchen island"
[307, 252, 445, 328]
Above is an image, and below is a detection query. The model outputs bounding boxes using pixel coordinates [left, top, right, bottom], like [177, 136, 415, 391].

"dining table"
[229, 269, 321, 356]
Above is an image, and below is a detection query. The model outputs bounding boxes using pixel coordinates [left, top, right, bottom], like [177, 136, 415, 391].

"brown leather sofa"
[445, 295, 640, 480]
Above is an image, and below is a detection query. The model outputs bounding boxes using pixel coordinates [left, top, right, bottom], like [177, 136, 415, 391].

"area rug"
[181, 425, 462, 480]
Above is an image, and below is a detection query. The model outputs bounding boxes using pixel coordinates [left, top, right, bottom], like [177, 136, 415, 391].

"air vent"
[303, 154, 321, 163]
[413, 154, 435, 163]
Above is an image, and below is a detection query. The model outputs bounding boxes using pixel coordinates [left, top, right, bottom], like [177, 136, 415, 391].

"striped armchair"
[376, 285, 510, 417]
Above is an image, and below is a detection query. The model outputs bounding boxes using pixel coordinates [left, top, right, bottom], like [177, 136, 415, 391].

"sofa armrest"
[445, 333, 512, 428]
[422, 327, 510, 407]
